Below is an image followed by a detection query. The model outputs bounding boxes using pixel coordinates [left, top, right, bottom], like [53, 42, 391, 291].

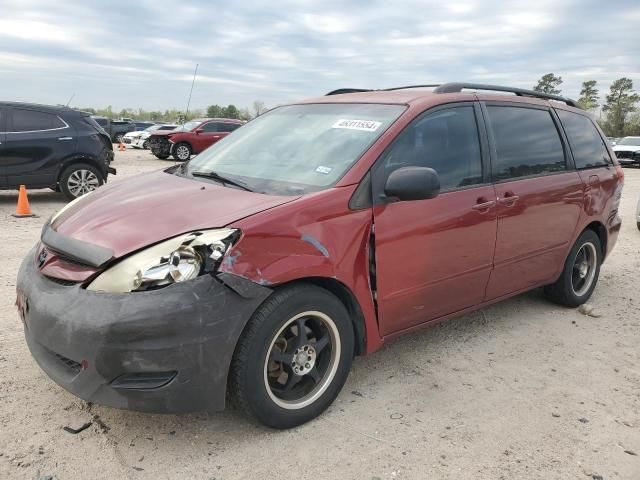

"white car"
[125, 124, 178, 149]
[613, 136, 640, 167]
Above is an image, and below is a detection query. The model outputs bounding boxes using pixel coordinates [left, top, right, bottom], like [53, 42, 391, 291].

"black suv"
[0, 102, 115, 199]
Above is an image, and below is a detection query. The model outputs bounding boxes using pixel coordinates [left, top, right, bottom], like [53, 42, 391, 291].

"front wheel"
[59, 163, 104, 200]
[544, 230, 601, 307]
[173, 142, 192, 161]
[142, 140, 149, 149]
[230, 284, 354, 429]
[154, 153, 170, 160]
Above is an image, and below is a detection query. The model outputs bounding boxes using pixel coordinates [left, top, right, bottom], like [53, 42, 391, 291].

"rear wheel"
[173, 142, 192, 161]
[59, 163, 103, 200]
[544, 230, 601, 307]
[230, 284, 354, 429]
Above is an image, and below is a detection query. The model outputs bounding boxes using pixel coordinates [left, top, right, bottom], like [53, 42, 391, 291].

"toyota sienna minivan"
[17, 83, 623, 428]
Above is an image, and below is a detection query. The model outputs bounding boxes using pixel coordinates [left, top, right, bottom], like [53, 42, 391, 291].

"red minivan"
[17, 84, 623, 428]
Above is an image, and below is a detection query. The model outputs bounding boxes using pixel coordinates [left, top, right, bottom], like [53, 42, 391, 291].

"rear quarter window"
[556, 110, 612, 168]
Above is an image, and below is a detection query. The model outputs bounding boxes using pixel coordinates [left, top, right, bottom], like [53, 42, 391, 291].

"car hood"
[613, 144, 640, 151]
[150, 127, 189, 137]
[124, 131, 142, 138]
[50, 170, 299, 259]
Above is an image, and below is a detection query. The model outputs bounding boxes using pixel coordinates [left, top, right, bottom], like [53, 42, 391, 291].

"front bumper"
[17, 247, 271, 413]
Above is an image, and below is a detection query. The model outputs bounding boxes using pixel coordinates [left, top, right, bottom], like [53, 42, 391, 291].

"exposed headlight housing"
[87, 228, 239, 293]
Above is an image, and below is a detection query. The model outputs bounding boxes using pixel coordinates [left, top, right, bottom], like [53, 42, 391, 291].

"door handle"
[212, 135, 220, 139]
[472, 199, 496, 211]
[498, 192, 519, 206]
[58, 137, 73, 141]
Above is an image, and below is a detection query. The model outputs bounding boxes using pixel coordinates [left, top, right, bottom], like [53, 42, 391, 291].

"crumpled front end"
[17, 245, 271, 413]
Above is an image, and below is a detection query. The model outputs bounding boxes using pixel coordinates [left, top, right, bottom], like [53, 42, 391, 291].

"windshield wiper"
[191, 170, 253, 192]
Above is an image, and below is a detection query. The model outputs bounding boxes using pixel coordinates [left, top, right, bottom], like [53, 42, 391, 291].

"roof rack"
[325, 82, 581, 108]
[435, 83, 580, 108]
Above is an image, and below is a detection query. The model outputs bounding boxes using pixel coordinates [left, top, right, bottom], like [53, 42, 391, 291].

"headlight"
[87, 228, 239, 293]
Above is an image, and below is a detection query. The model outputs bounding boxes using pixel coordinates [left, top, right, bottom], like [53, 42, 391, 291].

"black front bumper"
[17, 248, 271, 413]
[149, 136, 172, 157]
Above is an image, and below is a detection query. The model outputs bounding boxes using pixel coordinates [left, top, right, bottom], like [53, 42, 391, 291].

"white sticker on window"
[332, 119, 382, 132]
[315, 165, 333, 174]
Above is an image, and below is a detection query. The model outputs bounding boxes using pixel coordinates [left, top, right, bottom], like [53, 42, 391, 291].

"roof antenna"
[184, 63, 199, 122]
[65, 93, 75, 107]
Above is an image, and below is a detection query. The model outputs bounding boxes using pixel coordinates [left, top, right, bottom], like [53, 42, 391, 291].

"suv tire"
[154, 153, 170, 160]
[59, 163, 104, 200]
[544, 230, 602, 307]
[230, 284, 354, 429]
[173, 142, 192, 161]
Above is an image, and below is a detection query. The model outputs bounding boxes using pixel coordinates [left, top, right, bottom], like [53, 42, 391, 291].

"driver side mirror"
[384, 166, 440, 201]
[195, 128, 204, 134]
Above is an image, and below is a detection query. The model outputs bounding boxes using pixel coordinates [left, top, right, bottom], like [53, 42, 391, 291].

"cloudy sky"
[0, 0, 638, 112]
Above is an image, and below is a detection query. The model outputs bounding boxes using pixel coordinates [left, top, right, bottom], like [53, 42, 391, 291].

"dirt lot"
[0, 149, 639, 480]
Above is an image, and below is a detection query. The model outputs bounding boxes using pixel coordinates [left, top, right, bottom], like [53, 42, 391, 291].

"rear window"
[486, 106, 566, 180]
[10, 108, 66, 132]
[557, 110, 611, 169]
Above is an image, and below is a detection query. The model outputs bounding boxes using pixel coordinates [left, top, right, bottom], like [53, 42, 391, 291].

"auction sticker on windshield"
[332, 119, 382, 132]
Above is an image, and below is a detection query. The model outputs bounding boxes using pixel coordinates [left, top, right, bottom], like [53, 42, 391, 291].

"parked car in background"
[17, 83, 623, 428]
[91, 116, 135, 143]
[607, 137, 619, 146]
[133, 121, 155, 131]
[148, 118, 243, 160]
[127, 124, 178, 149]
[613, 136, 640, 167]
[0, 102, 114, 199]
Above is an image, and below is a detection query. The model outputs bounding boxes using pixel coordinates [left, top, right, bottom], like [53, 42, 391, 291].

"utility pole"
[185, 64, 199, 122]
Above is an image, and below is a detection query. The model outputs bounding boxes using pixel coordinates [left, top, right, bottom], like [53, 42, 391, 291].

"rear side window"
[201, 122, 220, 132]
[375, 105, 483, 192]
[486, 106, 566, 180]
[219, 123, 241, 133]
[10, 108, 66, 132]
[556, 110, 611, 168]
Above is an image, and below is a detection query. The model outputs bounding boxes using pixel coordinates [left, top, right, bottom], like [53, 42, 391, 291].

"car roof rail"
[325, 88, 373, 96]
[433, 82, 581, 108]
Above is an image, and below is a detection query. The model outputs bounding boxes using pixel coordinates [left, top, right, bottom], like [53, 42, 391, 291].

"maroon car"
[17, 83, 623, 428]
[148, 118, 243, 161]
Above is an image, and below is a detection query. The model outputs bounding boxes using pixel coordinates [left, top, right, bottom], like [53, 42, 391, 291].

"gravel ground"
[1, 149, 639, 480]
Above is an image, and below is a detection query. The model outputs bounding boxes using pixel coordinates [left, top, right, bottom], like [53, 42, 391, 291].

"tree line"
[533, 73, 639, 137]
[80, 100, 268, 124]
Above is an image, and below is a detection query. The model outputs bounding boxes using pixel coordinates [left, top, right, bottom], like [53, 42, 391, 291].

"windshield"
[183, 103, 405, 195]
[618, 137, 640, 146]
[182, 120, 202, 131]
[145, 125, 162, 132]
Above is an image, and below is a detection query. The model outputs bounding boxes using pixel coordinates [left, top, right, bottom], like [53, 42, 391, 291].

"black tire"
[544, 229, 602, 307]
[154, 153, 170, 160]
[59, 163, 104, 200]
[230, 284, 354, 429]
[173, 142, 192, 161]
[636, 221, 640, 231]
[143, 140, 149, 149]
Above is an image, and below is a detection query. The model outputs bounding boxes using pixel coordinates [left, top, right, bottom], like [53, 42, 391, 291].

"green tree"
[578, 80, 599, 110]
[533, 73, 563, 95]
[206, 104, 225, 117]
[222, 104, 240, 119]
[602, 77, 640, 137]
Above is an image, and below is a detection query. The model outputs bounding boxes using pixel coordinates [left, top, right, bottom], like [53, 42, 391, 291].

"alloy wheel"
[176, 145, 190, 160]
[264, 311, 340, 410]
[67, 169, 99, 197]
[571, 242, 598, 296]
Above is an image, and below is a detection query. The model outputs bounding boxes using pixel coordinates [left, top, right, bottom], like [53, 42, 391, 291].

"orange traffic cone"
[118, 142, 126, 151]
[12, 185, 35, 218]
